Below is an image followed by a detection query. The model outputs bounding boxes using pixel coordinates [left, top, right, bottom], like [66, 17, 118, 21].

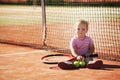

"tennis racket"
[41, 53, 74, 64]
[41, 53, 98, 64]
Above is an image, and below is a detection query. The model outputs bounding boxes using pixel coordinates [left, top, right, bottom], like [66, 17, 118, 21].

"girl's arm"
[85, 44, 95, 57]
[70, 44, 78, 57]
[70, 44, 83, 60]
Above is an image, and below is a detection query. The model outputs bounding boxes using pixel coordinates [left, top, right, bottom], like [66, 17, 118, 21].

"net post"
[33, 0, 37, 9]
[41, 0, 46, 46]
[33, 0, 37, 7]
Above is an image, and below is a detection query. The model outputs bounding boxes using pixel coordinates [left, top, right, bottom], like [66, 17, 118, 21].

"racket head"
[41, 53, 74, 64]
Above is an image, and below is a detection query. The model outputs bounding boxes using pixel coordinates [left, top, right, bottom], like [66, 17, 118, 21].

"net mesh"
[45, 1, 120, 61]
[0, 5, 43, 48]
[0, 1, 120, 61]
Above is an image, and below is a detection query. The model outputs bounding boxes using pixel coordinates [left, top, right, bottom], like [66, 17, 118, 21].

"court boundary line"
[0, 50, 48, 57]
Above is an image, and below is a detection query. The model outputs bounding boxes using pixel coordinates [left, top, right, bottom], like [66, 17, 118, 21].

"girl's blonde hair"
[75, 20, 89, 30]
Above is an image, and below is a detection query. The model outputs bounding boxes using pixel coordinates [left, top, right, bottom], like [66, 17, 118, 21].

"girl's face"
[76, 23, 88, 39]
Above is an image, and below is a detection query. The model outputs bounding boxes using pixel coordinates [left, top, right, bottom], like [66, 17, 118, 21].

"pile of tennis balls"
[73, 60, 86, 68]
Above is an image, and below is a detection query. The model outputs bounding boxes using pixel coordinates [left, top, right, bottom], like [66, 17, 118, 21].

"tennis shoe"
[86, 60, 103, 69]
[58, 61, 76, 70]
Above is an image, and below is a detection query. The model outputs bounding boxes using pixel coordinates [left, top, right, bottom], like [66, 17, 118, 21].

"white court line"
[0, 8, 42, 12]
[0, 50, 48, 57]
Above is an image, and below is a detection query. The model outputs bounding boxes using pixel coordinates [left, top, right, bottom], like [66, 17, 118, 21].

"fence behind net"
[45, 1, 120, 61]
[0, 5, 44, 48]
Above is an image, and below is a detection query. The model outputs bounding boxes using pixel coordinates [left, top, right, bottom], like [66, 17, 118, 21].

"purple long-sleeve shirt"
[70, 36, 94, 56]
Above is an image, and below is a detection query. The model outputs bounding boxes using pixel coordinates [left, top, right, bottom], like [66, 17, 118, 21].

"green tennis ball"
[79, 61, 86, 68]
[73, 60, 80, 68]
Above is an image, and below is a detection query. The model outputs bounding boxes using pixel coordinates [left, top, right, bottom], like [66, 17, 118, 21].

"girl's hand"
[77, 56, 84, 61]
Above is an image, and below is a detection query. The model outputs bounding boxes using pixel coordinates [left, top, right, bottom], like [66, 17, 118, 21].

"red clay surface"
[0, 43, 120, 80]
[0, 25, 43, 48]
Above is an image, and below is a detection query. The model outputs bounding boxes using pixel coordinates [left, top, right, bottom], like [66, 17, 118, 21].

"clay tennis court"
[0, 43, 120, 80]
[0, 4, 120, 80]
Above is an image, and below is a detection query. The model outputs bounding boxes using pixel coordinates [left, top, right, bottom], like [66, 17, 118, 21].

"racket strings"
[44, 47, 70, 53]
[41, 54, 73, 64]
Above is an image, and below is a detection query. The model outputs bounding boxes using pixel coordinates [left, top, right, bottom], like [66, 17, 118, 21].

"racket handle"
[82, 54, 98, 58]
[90, 54, 98, 57]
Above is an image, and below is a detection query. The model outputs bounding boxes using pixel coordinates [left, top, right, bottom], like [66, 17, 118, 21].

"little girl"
[70, 20, 103, 69]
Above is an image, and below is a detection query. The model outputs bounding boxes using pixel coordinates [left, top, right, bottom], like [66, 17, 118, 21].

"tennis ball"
[79, 61, 86, 68]
[73, 60, 80, 68]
